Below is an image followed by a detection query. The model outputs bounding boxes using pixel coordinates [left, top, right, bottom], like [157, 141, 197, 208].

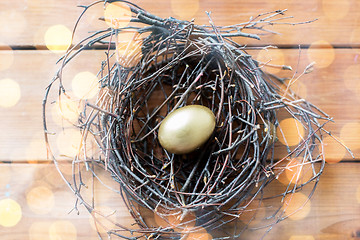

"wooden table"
[0, 0, 359, 239]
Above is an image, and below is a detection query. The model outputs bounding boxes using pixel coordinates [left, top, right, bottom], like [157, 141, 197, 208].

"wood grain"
[0, 162, 358, 239]
[0, 48, 358, 161]
[1, 0, 360, 47]
[1, 1, 359, 239]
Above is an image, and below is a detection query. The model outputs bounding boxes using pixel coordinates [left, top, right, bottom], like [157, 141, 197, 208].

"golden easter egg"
[158, 105, 216, 154]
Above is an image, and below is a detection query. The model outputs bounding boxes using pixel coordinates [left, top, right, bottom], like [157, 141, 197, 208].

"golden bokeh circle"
[0, 198, 22, 227]
[0, 78, 21, 108]
[72, 71, 99, 99]
[277, 118, 305, 146]
[104, 2, 132, 29]
[307, 40, 335, 69]
[26, 186, 55, 215]
[322, 0, 350, 21]
[283, 192, 311, 221]
[277, 158, 313, 185]
[56, 129, 83, 158]
[29, 221, 52, 240]
[51, 96, 80, 126]
[44, 25, 72, 53]
[170, 0, 200, 20]
[321, 135, 347, 164]
[84, 2, 107, 29]
[340, 122, 360, 151]
[49, 221, 77, 240]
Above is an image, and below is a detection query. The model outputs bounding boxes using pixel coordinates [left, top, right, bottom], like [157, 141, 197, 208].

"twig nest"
[158, 105, 216, 154]
[42, 1, 338, 239]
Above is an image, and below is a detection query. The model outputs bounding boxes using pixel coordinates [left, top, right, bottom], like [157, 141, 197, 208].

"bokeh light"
[283, 192, 311, 221]
[322, 0, 350, 21]
[56, 129, 83, 158]
[340, 122, 360, 152]
[84, 2, 107, 29]
[26, 186, 55, 215]
[49, 221, 77, 240]
[72, 71, 99, 99]
[104, 2, 132, 29]
[29, 221, 52, 240]
[277, 118, 305, 146]
[343, 64, 360, 92]
[307, 40, 335, 69]
[0, 43, 14, 71]
[0, 78, 21, 108]
[285, 158, 311, 185]
[256, 48, 285, 74]
[117, 31, 143, 68]
[277, 158, 313, 185]
[170, 0, 199, 20]
[289, 235, 315, 240]
[44, 25, 72, 53]
[51, 95, 80, 125]
[89, 206, 117, 234]
[321, 135, 347, 164]
[0, 198, 22, 227]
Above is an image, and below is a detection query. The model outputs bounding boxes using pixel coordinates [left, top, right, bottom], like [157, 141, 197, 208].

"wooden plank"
[0, 48, 359, 161]
[0, 0, 360, 47]
[0, 50, 106, 161]
[0, 163, 137, 239]
[0, 162, 359, 239]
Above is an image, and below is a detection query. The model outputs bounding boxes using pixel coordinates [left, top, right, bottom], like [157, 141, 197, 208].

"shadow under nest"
[42, 1, 339, 239]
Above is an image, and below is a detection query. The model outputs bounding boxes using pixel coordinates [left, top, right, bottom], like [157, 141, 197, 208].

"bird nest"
[42, 1, 344, 239]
